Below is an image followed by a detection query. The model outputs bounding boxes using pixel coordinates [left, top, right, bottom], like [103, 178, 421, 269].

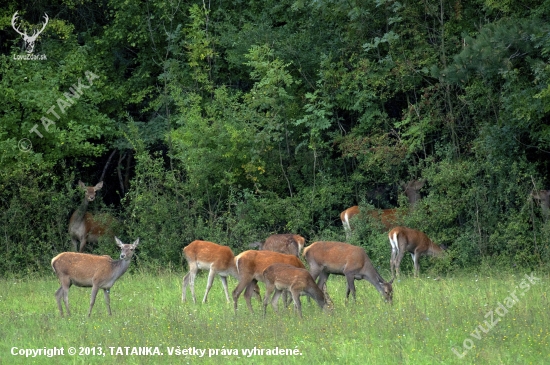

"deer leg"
[316, 272, 329, 293]
[219, 275, 230, 303]
[232, 278, 251, 313]
[71, 238, 79, 252]
[291, 290, 303, 318]
[79, 238, 87, 253]
[345, 273, 357, 301]
[88, 285, 99, 317]
[395, 249, 406, 278]
[181, 272, 191, 302]
[411, 252, 419, 278]
[263, 283, 275, 316]
[55, 287, 65, 316]
[202, 269, 217, 303]
[243, 280, 259, 313]
[103, 289, 111, 315]
[270, 289, 283, 313]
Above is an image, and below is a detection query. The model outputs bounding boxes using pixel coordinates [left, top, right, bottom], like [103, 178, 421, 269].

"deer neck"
[111, 258, 132, 280]
[73, 196, 90, 222]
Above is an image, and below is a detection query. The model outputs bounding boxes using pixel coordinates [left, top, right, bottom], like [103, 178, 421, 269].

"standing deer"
[303, 241, 393, 304]
[341, 179, 425, 237]
[69, 180, 113, 252]
[51, 237, 139, 317]
[249, 234, 305, 257]
[388, 226, 445, 278]
[182, 240, 260, 304]
[232, 250, 305, 313]
[262, 263, 332, 318]
[531, 190, 550, 218]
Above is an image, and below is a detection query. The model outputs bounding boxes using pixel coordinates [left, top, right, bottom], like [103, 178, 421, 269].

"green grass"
[0, 270, 548, 364]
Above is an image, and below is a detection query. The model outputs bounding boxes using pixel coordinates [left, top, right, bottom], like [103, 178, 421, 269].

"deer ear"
[132, 238, 140, 248]
[388, 278, 394, 284]
[94, 181, 103, 191]
[115, 236, 124, 248]
[78, 180, 86, 189]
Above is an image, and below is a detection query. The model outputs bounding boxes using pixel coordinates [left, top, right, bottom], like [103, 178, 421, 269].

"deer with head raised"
[182, 240, 260, 304]
[249, 234, 305, 257]
[388, 226, 445, 278]
[69, 180, 114, 252]
[341, 179, 425, 237]
[262, 263, 333, 318]
[303, 241, 393, 304]
[232, 250, 305, 313]
[51, 237, 139, 317]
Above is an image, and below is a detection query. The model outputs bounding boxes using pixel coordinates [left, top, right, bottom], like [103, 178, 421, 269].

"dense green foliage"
[1, 0, 550, 274]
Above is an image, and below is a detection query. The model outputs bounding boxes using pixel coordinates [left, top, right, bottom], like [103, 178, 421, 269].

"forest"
[1, 0, 550, 276]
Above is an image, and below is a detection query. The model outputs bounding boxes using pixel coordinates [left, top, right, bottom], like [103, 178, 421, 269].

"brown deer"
[232, 250, 305, 313]
[249, 234, 305, 257]
[341, 179, 425, 237]
[303, 241, 393, 304]
[69, 181, 114, 252]
[262, 263, 332, 318]
[388, 226, 445, 278]
[182, 240, 260, 304]
[51, 237, 139, 317]
[531, 190, 550, 218]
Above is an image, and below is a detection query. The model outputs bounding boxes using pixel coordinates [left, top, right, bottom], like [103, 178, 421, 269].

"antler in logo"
[11, 11, 49, 54]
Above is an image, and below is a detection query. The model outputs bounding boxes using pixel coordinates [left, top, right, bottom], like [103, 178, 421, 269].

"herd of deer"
[51, 180, 550, 318]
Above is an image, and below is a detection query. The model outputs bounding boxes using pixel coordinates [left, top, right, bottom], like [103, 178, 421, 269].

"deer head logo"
[11, 11, 49, 54]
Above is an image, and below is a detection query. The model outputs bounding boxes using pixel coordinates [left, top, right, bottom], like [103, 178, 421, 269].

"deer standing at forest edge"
[182, 240, 260, 304]
[388, 226, 445, 278]
[262, 263, 332, 318]
[232, 250, 305, 313]
[51, 237, 139, 317]
[303, 241, 393, 304]
[69, 181, 113, 252]
[341, 179, 425, 236]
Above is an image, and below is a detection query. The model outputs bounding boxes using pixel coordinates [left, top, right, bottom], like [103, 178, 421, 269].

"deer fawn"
[262, 263, 332, 318]
[182, 240, 260, 304]
[249, 234, 305, 257]
[388, 226, 445, 278]
[303, 241, 393, 304]
[232, 250, 305, 313]
[51, 237, 139, 317]
[69, 181, 114, 252]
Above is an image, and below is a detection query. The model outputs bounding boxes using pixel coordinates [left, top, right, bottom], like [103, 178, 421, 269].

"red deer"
[51, 237, 139, 317]
[249, 234, 305, 257]
[388, 226, 445, 278]
[182, 240, 260, 304]
[69, 181, 114, 252]
[531, 190, 550, 217]
[303, 241, 393, 304]
[262, 263, 332, 318]
[341, 179, 425, 236]
[232, 250, 305, 313]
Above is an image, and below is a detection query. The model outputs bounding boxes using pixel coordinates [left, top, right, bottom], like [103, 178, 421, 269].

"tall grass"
[0, 270, 548, 364]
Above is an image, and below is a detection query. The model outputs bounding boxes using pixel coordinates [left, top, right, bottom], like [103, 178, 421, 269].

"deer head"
[12, 11, 49, 53]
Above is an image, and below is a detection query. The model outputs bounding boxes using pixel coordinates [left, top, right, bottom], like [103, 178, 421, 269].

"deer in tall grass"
[249, 234, 305, 257]
[341, 179, 425, 237]
[69, 181, 114, 252]
[182, 240, 260, 304]
[388, 226, 445, 278]
[232, 250, 305, 313]
[303, 241, 393, 304]
[262, 263, 333, 318]
[51, 237, 139, 317]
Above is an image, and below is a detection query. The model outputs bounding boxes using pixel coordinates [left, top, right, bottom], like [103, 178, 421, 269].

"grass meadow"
[0, 268, 548, 364]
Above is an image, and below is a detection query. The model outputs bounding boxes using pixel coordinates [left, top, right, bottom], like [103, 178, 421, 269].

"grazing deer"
[249, 234, 305, 257]
[69, 180, 114, 252]
[232, 250, 305, 313]
[341, 179, 425, 237]
[182, 240, 260, 304]
[51, 237, 139, 317]
[262, 263, 332, 318]
[303, 241, 393, 304]
[388, 226, 445, 278]
[531, 190, 550, 218]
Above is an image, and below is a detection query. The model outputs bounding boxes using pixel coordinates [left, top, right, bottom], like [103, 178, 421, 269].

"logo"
[11, 11, 48, 54]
